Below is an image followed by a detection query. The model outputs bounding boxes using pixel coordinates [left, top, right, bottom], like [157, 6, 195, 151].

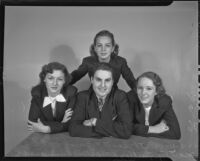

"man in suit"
[69, 63, 132, 139]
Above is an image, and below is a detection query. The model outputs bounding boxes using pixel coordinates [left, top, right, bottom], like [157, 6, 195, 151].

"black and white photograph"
[2, 1, 198, 161]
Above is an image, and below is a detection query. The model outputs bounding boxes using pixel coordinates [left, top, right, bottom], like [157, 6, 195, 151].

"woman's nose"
[53, 79, 57, 85]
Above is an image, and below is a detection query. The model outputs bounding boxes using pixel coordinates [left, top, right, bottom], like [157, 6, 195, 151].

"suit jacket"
[28, 84, 77, 133]
[70, 55, 136, 89]
[69, 87, 132, 139]
[127, 90, 181, 140]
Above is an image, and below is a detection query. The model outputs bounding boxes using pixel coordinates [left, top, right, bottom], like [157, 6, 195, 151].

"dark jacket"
[69, 87, 132, 139]
[127, 90, 181, 140]
[70, 55, 136, 89]
[28, 84, 77, 133]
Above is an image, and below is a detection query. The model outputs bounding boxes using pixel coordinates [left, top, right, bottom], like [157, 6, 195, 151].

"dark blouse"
[69, 87, 132, 139]
[127, 90, 181, 140]
[70, 55, 136, 89]
[28, 84, 77, 133]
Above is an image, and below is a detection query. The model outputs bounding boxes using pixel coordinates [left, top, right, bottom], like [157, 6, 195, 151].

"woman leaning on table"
[127, 71, 181, 139]
[28, 62, 77, 133]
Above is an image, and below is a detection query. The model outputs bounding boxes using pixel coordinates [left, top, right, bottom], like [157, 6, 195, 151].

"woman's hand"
[148, 120, 169, 134]
[27, 119, 51, 133]
[83, 118, 97, 127]
[61, 108, 73, 123]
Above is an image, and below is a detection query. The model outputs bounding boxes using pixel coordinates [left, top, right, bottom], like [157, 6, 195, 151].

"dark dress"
[70, 55, 136, 89]
[69, 87, 132, 139]
[28, 84, 77, 133]
[127, 90, 181, 140]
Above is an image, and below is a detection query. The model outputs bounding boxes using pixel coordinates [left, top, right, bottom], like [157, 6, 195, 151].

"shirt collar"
[43, 94, 66, 108]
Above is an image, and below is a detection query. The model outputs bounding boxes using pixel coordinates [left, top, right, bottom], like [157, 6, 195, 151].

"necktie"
[98, 98, 104, 112]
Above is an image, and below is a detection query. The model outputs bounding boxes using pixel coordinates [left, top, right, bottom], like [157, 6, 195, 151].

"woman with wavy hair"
[28, 62, 77, 133]
[127, 71, 181, 139]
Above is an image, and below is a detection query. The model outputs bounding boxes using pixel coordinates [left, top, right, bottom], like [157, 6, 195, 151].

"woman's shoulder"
[83, 56, 97, 62]
[156, 94, 172, 108]
[31, 84, 44, 98]
[113, 55, 127, 62]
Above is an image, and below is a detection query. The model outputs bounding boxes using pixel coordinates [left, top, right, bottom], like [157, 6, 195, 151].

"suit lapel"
[55, 101, 68, 120]
[42, 104, 54, 121]
[87, 93, 99, 119]
[149, 100, 165, 125]
[136, 103, 146, 124]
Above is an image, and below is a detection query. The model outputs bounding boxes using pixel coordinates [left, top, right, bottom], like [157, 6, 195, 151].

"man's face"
[91, 69, 113, 98]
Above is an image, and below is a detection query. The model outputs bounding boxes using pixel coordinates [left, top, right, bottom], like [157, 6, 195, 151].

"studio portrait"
[2, 1, 198, 160]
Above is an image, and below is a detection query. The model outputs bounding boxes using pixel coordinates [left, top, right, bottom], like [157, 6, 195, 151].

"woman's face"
[137, 77, 157, 107]
[94, 36, 114, 62]
[44, 70, 65, 97]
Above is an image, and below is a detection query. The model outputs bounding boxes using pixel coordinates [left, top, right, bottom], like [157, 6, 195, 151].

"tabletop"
[6, 132, 197, 161]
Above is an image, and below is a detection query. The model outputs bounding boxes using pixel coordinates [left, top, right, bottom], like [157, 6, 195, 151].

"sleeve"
[44, 87, 78, 133]
[28, 96, 41, 122]
[69, 93, 102, 138]
[43, 121, 68, 133]
[28, 95, 67, 133]
[94, 91, 132, 139]
[121, 58, 136, 90]
[149, 97, 181, 140]
[127, 90, 149, 137]
[139, 96, 181, 140]
[69, 58, 89, 85]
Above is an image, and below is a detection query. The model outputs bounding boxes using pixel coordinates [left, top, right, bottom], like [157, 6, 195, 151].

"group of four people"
[28, 30, 181, 140]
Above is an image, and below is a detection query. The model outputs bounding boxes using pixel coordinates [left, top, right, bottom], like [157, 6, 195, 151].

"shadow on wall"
[49, 44, 79, 73]
[49, 44, 90, 91]
[4, 80, 31, 155]
[124, 48, 160, 78]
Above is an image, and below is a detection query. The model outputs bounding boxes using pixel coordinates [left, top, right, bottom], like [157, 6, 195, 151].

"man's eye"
[58, 78, 64, 81]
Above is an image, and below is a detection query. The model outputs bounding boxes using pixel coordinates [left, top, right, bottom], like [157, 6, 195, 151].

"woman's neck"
[98, 56, 111, 63]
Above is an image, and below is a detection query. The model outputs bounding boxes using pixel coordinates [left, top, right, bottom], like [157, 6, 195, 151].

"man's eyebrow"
[94, 76, 102, 80]
[105, 78, 112, 81]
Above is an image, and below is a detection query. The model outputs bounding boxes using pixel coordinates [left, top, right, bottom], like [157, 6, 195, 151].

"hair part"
[136, 71, 166, 95]
[90, 30, 119, 57]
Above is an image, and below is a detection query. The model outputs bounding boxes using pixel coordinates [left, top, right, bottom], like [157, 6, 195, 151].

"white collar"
[43, 94, 66, 108]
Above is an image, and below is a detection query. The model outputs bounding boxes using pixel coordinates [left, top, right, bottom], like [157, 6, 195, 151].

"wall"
[3, 1, 198, 155]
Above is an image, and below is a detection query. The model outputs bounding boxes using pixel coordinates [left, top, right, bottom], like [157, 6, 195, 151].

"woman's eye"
[147, 87, 153, 90]
[96, 44, 102, 47]
[58, 78, 64, 81]
[48, 77, 53, 80]
[106, 44, 111, 47]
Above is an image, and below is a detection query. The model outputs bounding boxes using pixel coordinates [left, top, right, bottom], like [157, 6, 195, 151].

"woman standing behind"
[28, 62, 77, 133]
[70, 30, 136, 90]
[127, 71, 181, 139]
